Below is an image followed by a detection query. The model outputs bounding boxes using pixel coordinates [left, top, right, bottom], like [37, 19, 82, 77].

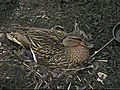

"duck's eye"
[72, 37, 82, 41]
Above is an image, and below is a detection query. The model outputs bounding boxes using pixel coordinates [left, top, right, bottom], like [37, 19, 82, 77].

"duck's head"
[62, 35, 93, 49]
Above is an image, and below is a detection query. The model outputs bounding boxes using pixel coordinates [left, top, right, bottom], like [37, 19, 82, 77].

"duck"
[6, 25, 93, 68]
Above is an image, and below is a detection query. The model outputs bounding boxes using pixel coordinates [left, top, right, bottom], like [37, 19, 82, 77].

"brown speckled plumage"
[6, 26, 92, 68]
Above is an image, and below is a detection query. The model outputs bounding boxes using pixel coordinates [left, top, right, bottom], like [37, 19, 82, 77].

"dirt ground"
[0, 0, 120, 89]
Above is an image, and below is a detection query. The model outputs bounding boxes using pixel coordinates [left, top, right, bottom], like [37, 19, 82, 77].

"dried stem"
[90, 38, 114, 58]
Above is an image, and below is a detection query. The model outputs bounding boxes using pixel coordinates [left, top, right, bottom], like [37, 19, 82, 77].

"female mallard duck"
[6, 26, 93, 68]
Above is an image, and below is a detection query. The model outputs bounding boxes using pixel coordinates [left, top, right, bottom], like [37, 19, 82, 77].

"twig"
[63, 65, 93, 71]
[96, 59, 108, 62]
[0, 60, 12, 62]
[67, 83, 71, 90]
[77, 75, 81, 82]
[13, 26, 41, 30]
[34, 82, 39, 90]
[23, 62, 48, 85]
[90, 38, 114, 58]
[27, 82, 34, 87]
[89, 84, 94, 89]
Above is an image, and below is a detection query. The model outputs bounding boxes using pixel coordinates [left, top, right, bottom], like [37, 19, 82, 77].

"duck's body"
[26, 28, 65, 63]
[6, 26, 92, 68]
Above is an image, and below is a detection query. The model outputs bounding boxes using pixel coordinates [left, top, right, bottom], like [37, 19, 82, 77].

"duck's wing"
[27, 28, 66, 61]
[48, 48, 70, 69]
[9, 27, 66, 64]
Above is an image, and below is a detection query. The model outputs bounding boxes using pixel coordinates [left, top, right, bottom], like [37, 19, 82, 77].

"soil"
[0, 0, 120, 89]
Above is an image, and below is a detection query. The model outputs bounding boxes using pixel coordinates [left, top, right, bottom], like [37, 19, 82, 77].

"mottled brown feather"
[6, 26, 91, 67]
